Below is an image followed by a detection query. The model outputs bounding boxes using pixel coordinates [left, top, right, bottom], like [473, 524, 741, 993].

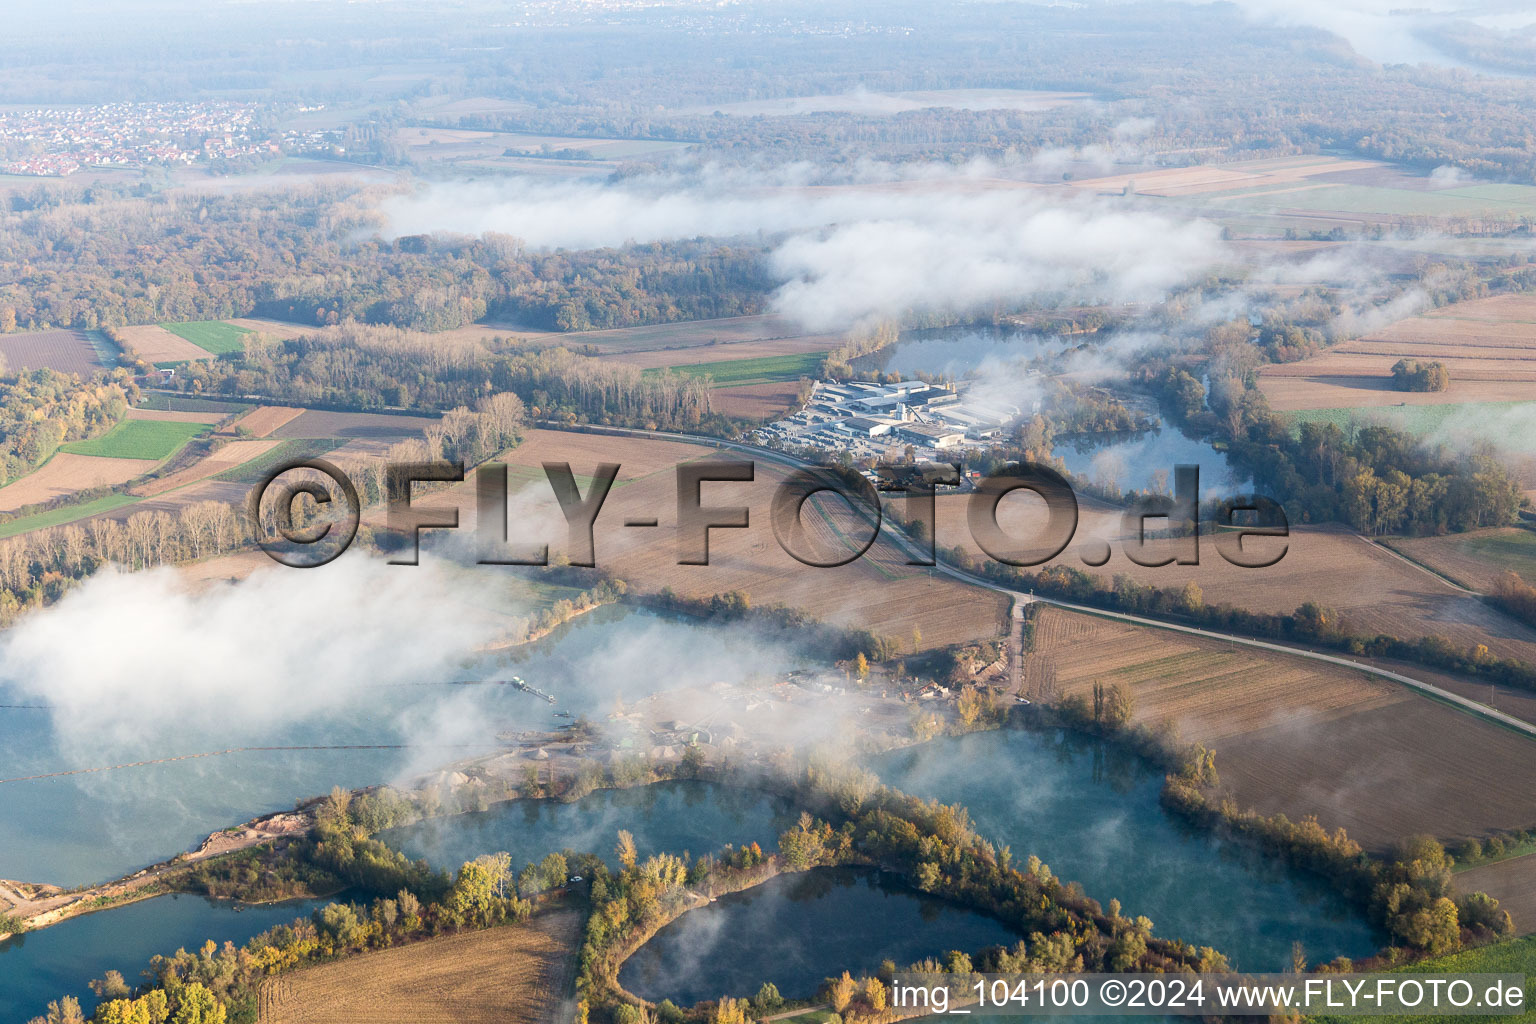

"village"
[0, 101, 343, 176]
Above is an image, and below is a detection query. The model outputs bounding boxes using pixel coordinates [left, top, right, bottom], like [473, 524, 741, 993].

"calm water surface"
[0, 893, 331, 1024]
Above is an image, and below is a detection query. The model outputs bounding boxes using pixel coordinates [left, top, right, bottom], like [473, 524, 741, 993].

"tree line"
[0, 185, 772, 334]
[0, 369, 134, 486]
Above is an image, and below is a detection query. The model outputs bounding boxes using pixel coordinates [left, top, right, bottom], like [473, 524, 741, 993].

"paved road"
[538, 421, 1536, 741]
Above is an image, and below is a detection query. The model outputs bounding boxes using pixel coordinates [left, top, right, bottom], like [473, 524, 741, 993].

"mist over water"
[870, 730, 1380, 971]
[0, 602, 819, 887]
[1053, 426, 1252, 498]
[381, 781, 796, 872]
[852, 325, 1081, 379]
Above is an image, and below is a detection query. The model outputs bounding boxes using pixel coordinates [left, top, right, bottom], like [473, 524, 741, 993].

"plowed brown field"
[1258, 293, 1536, 409]
[132, 439, 281, 497]
[932, 494, 1536, 667]
[231, 406, 306, 437]
[1027, 606, 1536, 855]
[0, 453, 158, 511]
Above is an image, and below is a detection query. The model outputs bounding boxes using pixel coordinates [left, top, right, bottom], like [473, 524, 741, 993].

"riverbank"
[0, 808, 313, 939]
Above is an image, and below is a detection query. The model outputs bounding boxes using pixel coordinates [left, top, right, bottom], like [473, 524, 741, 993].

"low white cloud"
[380, 170, 1226, 332]
[1, 558, 508, 758]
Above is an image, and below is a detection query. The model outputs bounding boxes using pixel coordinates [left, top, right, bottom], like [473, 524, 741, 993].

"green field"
[1440, 530, 1536, 584]
[61, 419, 211, 460]
[135, 393, 251, 414]
[161, 320, 253, 356]
[1286, 401, 1536, 443]
[214, 437, 346, 484]
[1314, 935, 1535, 1024]
[1220, 183, 1536, 218]
[0, 494, 142, 539]
[645, 351, 827, 387]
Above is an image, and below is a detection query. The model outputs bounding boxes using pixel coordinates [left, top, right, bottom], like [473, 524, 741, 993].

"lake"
[870, 730, 1380, 971]
[0, 893, 332, 1024]
[620, 866, 1021, 1006]
[0, 607, 821, 888]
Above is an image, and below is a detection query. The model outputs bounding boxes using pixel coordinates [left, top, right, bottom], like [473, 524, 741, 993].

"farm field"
[61, 419, 210, 460]
[113, 324, 210, 364]
[393, 125, 690, 163]
[1024, 606, 1536, 858]
[257, 910, 581, 1024]
[931, 495, 1536, 668]
[132, 439, 282, 497]
[644, 351, 825, 386]
[0, 493, 141, 539]
[135, 393, 252, 415]
[608, 333, 838, 370]
[385, 428, 1010, 650]
[1284, 400, 1536, 449]
[556, 314, 821, 355]
[161, 320, 252, 356]
[1456, 861, 1536, 942]
[0, 327, 110, 376]
[0, 453, 158, 512]
[230, 406, 306, 436]
[678, 88, 1091, 116]
[1259, 293, 1536, 411]
[1387, 528, 1536, 592]
[215, 438, 348, 484]
[1315, 936, 1536, 1022]
[1069, 155, 1386, 198]
[126, 407, 228, 424]
[269, 409, 440, 440]
[711, 381, 806, 421]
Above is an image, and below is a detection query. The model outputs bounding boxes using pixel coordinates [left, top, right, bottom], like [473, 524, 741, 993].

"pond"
[1053, 425, 1250, 498]
[869, 730, 1380, 971]
[0, 893, 332, 1024]
[0, 607, 820, 888]
[381, 781, 796, 871]
[619, 866, 1021, 1006]
[852, 325, 1083, 379]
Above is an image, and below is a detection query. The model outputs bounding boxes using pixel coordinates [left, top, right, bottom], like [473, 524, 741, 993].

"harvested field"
[931, 495, 1536, 667]
[610, 334, 838, 370]
[1069, 156, 1385, 198]
[227, 318, 313, 341]
[379, 428, 1009, 650]
[1257, 375, 1535, 411]
[1259, 293, 1536, 410]
[1387, 528, 1536, 592]
[711, 382, 806, 421]
[126, 407, 228, 424]
[1458, 856, 1536, 935]
[1027, 606, 1536, 851]
[230, 406, 306, 437]
[113, 324, 209, 364]
[0, 453, 158, 512]
[557, 315, 818, 355]
[257, 910, 581, 1024]
[0, 328, 108, 376]
[132, 439, 282, 496]
[269, 410, 439, 440]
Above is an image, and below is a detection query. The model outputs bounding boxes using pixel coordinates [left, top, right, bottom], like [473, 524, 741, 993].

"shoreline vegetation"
[12, 669, 1525, 1024]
